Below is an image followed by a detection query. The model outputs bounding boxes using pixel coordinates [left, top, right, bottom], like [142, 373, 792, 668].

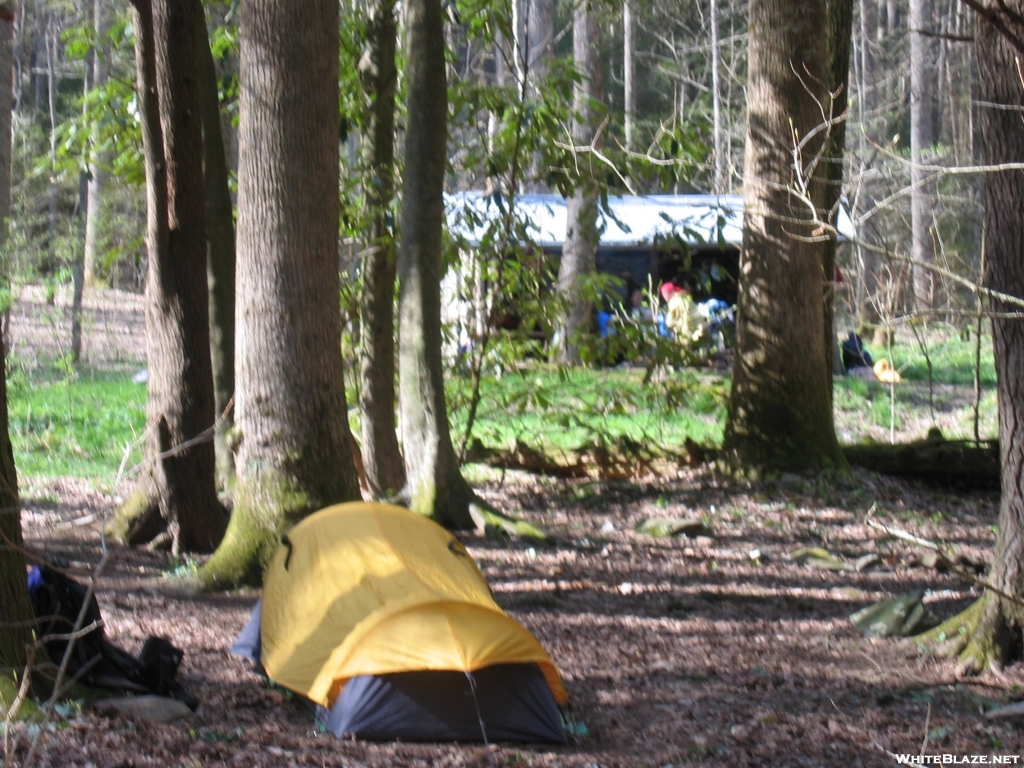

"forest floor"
[5, 287, 1022, 766]
[13, 468, 1024, 768]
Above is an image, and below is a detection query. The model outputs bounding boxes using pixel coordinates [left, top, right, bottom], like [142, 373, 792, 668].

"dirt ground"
[7, 285, 145, 371]
[10, 468, 1024, 768]
[5, 289, 1023, 766]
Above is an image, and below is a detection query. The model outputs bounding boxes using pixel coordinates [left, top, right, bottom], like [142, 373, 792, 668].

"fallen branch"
[864, 507, 1024, 611]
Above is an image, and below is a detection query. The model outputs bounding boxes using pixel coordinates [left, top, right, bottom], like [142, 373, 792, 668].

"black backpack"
[841, 332, 874, 370]
[26, 565, 198, 710]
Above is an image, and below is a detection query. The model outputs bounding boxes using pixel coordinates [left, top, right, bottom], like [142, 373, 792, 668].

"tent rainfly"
[232, 502, 568, 743]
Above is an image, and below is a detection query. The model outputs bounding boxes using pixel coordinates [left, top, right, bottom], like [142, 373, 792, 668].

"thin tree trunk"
[525, 0, 553, 84]
[623, 0, 635, 155]
[83, 0, 109, 286]
[823, 0, 855, 381]
[723, 0, 844, 473]
[523, 0, 553, 191]
[117, 0, 226, 554]
[857, 0, 885, 336]
[710, 0, 724, 193]
[555, 2, 602, 365]
[397, 0, 476, 529]
[201, 0, 361, 588]
[72, 0, 97, 366]
[359, 0, 405, 498]
[194, 0, 235, 489]
[71, 177, 84, 364]
[45, 14, 57, 282]
[910, 0, 936, 311]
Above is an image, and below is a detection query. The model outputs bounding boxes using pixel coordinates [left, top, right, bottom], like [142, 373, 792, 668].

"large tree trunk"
[195, 0, 236, 489]
[722, 0, 845, 473]
[200, 0, 361, 589]
[554, 3, 602, 366]
[115, 0, 227, 554]
[921, 2, 1024, 673]
[0, 342, 35, 703]
[0, 3, 40, 707]
[397, 0, 475, 529]
[358, 0, 405, 499]
[910, 0, 937, 311]
[82, 0, 109, 286]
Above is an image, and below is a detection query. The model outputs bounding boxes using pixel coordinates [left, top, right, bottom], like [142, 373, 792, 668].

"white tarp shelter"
[446, 192, 855, 249]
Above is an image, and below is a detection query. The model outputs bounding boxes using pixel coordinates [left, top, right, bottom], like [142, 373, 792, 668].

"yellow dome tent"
[232, 502, 568, 743]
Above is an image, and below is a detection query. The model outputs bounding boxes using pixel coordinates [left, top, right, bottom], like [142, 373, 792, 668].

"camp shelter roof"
[259, 502, 567, 708]
[446, 191, 856, 249]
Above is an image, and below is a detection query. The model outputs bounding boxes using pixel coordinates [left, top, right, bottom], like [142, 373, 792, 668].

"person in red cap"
[662, 281, 703, 345]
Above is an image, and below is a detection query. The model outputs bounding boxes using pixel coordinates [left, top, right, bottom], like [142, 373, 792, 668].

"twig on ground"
[864, 506, 1024, 610]
[920, 702, 932, 757]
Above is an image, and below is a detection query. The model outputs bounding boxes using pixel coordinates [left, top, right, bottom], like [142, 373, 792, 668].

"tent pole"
[464, 671, 496, 763]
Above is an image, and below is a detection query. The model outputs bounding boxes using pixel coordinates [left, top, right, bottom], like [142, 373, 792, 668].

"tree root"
[198, 471, 310, 591]
[468, 497, 551, 543]
[107, 487, 164, 547]
[917, 591, 1021, 676]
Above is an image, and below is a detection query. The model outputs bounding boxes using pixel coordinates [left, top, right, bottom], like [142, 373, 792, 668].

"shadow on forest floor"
[12, 465, 1024, 767]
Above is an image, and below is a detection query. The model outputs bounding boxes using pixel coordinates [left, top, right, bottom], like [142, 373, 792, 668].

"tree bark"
[921, 1, 1024, 673]
[623, 0, 635, 154]
[856, 0, 886, 337]
[82, 0, 109, 286]
[358, 0, 405, 499]
[195, 0, 236, 490]
[116, 0, 227, 554]
[910, 0, 937, 311]
[722, 0, 845, 473]
[44, 15, 57, 274]
[523, 0, 554, 192]
[0, 338, 34, 701]
[554, 2, 602, 366]
[200, 0, 361, 589]
[397, 0, 476, 529]
[0, 3, 39, 705]
[823, 0, 854, 381]
[710, 0, 724, 193]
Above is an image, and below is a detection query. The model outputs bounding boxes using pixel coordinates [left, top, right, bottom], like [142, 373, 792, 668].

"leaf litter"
[13, 467, 1024, 767]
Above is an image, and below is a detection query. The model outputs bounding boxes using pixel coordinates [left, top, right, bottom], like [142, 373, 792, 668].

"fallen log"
[842, 436, 999, 489]
[464, 437, 712, 480]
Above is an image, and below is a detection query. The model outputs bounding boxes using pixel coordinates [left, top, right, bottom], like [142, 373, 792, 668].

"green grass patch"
[7, 367, 146, 481]
[447, 365, 728, 453]
[863, 324, 996, 386]
[1, 322, 996, 485]
[833, 324, 998, 442]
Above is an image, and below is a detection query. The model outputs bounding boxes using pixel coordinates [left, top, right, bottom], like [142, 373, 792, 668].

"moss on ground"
[0, 674, 38, 721]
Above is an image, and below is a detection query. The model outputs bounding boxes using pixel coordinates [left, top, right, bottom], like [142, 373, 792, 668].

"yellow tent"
[258, 502, 567, 710]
